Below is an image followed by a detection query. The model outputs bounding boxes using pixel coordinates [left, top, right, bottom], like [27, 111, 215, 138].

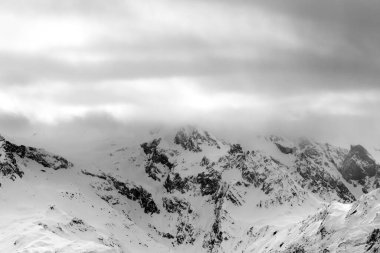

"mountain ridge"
[0, 126, 379, 252]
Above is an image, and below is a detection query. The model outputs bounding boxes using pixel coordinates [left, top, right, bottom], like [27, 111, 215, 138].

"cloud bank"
[0, 0, 379, 155]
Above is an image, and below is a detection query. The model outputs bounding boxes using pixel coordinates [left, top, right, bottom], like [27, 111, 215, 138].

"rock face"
[174, 126, 220, 152]
[339, 145, 380, 194]
[0, 135, 72, 180]
[366, 228, 380, 252]
[82, 170, 160, 214]
[164, 173, 192, 194]
[162, 196, 192, 214]
[341, 145, 379, 182]
[0, 138, 25, 179]
[196, 170, 221, 196]
[275, 143, 295, 154]
[295, 141, 355, 202]
[141, 138, 174, 181]
[267, 135, 296, 154]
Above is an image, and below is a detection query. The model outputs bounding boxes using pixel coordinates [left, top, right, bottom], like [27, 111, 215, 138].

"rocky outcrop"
[296, 153, 355, 202]
[174, 127, 220, 152]
[82, 171, 160, 214]
[294, 141, 356, 203]
[175, 220, 196, 245]
[162, 196, 192, 214]
[0, 139, 24, 179]
[267, 135, 296, 154]
[228, 144, 243, 155]
[164, 173, 192, 194]
[24, 146, 72, 170]
[141, 138, 174, 181]
[366, 228, 380, 252]
[200, 156, 210, 167]
[0, 136, 72, 180]
[341, 145, 379, 183]
[196, 170, 221, 196]
[275, 143, 295, 154]
[202, 184, 228, 252]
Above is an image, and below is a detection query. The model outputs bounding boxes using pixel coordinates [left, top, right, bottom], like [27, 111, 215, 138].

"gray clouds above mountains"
[1, 0, 379, 90]
[0, 0, 379, 151]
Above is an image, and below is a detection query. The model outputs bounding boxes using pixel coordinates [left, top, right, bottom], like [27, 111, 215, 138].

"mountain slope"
[0, 127, 379, 253]
[248, 188, 380, 253]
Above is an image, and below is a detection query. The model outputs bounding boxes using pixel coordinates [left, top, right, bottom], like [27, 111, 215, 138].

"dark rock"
[226, 188, 243, 206]
[274, 143, 295, 154]
[295, 146, 356, 203]
[4, 141, 27, 158]
[148, 224, 176, 240]
[196, 170, 221, 196]
[26, 149, 72, 170]
[110, 177, 160, 215]
[141, 138, 161, 155]
[228, 144, 243, 155]
[164, 173, 191, 194]
[341, 145, 379, 182]
[162, 197, 191, 214]
[241, 165, 263, 188]
[296, 159, 355, 203]
[141, 138, 174, 181]
[174, 127, 220, 152]
[176, 221, 195, 245]
[319, 226, 328, 239]
[82, 171, 160, 215]
[202, 184, 226, 252]
[1, 139, 72, 174]
[0, 140, 25, 179]
[162, 233, 175, 239]
[81, 170, 108, 180]
[366, 228, 380, 252]
[200, 156, 210, 167]
[287, 245, 306, 253]
[70, 217, 85, 225]
[174, 130, 202, 152]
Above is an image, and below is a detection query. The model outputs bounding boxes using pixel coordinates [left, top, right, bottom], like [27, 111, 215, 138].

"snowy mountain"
[0, 126, 379, 253]
[0, 134, 72, 180]
[340, 145, 380, 193]
[252, 188, 380, 253]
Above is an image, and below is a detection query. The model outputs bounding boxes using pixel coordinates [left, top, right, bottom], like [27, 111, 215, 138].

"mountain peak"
[0, 137, 73, 180]
[349, 144, 373, 159]
[265, 135, 296, 154]
[341, 144, 379, 184]
[173, 126, 221, 152]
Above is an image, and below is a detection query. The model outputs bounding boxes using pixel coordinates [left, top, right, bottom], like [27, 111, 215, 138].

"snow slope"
[0, 126, 379, 253]
[247, 189, 380, 253]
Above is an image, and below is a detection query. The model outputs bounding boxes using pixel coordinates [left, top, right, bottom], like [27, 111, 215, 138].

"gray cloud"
[1, 0, 379, 93]
[0, 112, 31, 134]
[0, 0, 379, 156]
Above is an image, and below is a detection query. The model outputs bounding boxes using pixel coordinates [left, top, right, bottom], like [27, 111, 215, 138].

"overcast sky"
[0, 0, 379, 156]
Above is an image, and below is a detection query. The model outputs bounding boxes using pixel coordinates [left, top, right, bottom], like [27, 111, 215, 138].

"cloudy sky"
[0, 0, 379, 154]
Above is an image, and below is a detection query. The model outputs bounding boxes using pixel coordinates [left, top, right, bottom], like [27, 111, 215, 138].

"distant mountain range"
[0, 126, 379, 252]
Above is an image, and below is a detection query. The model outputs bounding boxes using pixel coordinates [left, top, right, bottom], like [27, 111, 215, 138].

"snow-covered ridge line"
[0, 135, 72, 180]
[255, 188, 380, 252]
[0, 126, 379, 252]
